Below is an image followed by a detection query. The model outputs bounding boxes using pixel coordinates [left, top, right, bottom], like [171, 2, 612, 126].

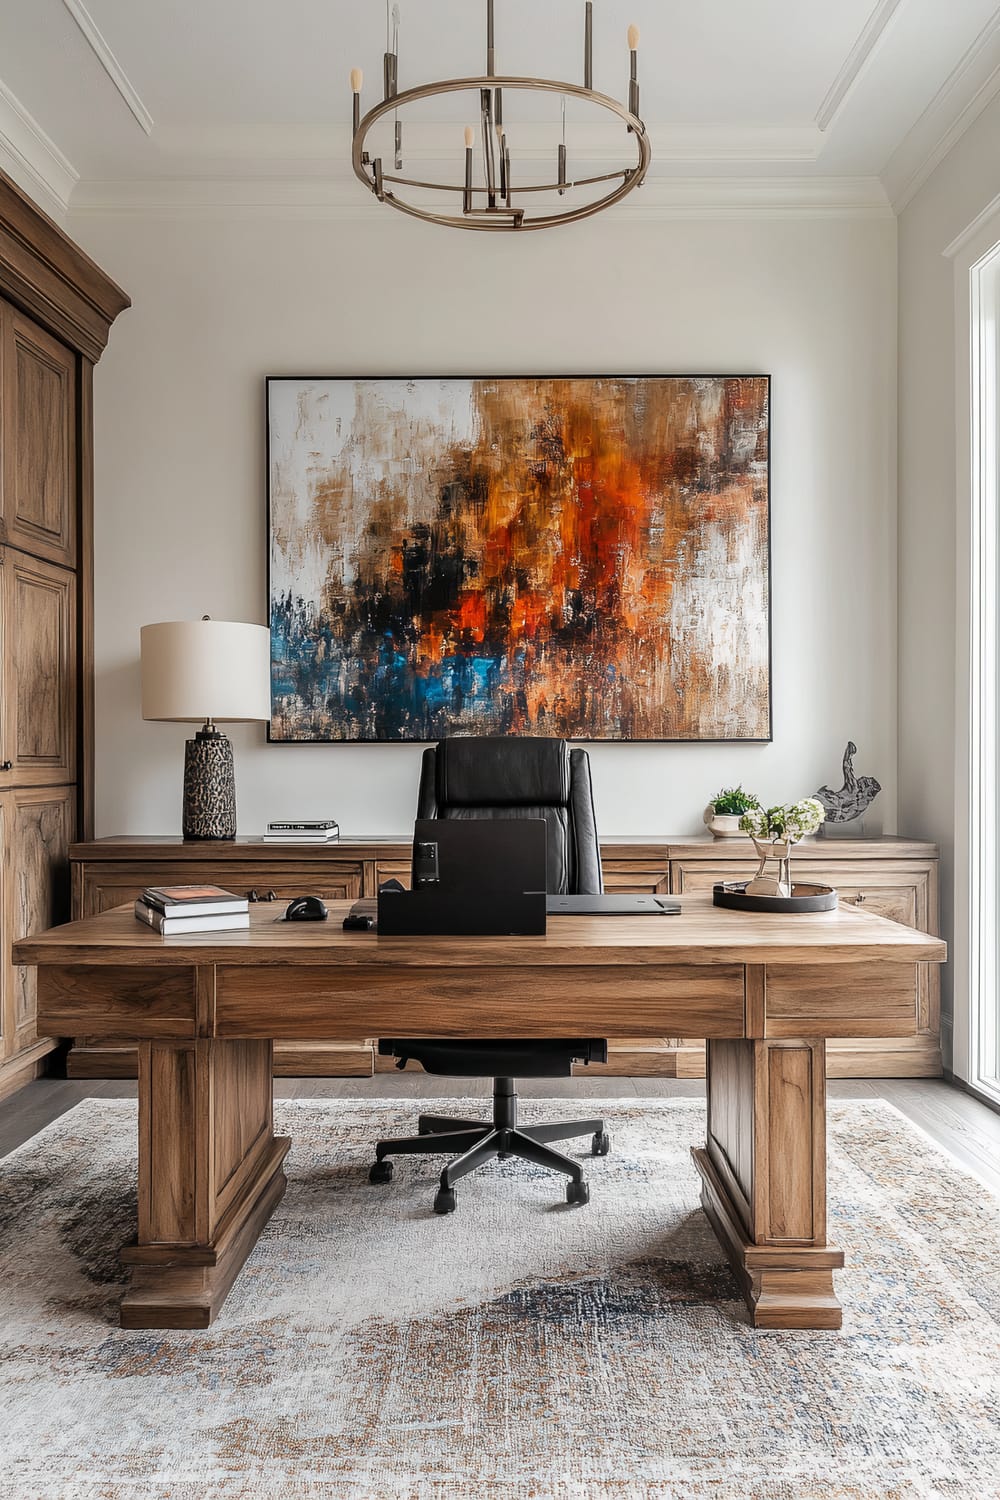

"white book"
[261, 830, 340, 842]
[135, 900, 251, 935]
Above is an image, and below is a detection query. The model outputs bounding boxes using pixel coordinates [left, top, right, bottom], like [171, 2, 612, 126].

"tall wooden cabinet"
[0, 169, 129, 1100]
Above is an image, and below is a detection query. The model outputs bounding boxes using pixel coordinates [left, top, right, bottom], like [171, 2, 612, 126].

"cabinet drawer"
[835, 883, 916, 926]
[603, 860, 670, 895]
[80, 861, 364, 916]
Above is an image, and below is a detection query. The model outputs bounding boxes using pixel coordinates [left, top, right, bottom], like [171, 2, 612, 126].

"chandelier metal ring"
[352, 77, 650, 232]
[349, 2, 651, 232]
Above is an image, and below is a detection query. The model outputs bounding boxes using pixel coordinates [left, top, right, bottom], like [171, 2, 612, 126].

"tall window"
[966, 241, 1000, 1104]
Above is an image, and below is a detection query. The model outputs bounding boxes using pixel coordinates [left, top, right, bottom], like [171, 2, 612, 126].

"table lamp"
[140, 617, 271, 840]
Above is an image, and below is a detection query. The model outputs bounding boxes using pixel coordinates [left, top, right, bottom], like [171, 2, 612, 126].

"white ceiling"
[0, 0, 998, 218]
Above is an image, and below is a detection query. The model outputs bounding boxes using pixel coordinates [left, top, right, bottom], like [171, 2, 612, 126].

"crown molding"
[0, 79, 78, 218]
[61, 0, 153, 134]
[67, 173, 892, 223]
[816, 0, 907, 131]
[883, 10, 1000, 212]
[942, 187, 1000, 259]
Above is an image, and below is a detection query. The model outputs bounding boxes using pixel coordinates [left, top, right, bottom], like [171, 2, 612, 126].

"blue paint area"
[270, 592, 536, 741]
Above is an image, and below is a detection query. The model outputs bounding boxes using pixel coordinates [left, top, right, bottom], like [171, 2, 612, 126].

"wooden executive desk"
[13, 897, 945, 1333]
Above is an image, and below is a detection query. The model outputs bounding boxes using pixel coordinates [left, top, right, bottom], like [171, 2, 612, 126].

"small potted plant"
[704, 785, 761, 839]
[739, 797, 826, 897]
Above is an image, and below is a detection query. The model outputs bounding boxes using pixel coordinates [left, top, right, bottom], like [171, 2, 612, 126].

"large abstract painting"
[267, 375, 770, 742]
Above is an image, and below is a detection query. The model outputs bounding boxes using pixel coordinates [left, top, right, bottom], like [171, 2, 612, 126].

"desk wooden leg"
[119, 1038, 290, 1330]
[692, 1038, 844, 1330]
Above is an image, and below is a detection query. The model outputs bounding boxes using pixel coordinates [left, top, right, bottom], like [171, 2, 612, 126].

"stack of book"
[135, 885, 250, 935]
[263, 819, 340, 843]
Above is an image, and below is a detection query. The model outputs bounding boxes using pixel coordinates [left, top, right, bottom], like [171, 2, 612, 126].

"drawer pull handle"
[854, 893, 866, 904]
[0, 760, 11, 771]
[248, 889, 259, 902]
[266, 890, 277, 902]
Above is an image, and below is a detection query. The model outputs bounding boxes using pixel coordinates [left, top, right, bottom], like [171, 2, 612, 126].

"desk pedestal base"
[692, 1146, 844, 1328]
[120, 1144, 289, 1328]
[120, 1036, 288, 1329]
[698, 1037, 845, 1330]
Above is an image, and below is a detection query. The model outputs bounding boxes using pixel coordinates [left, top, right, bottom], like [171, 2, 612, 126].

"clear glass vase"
[746, 837, 799, 898]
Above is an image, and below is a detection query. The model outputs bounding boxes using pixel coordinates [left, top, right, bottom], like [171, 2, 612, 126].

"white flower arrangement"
[738, 797, 826, 898]
[739, 797, 826, 844]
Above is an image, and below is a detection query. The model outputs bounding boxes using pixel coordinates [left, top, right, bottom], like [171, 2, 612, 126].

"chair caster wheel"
[434, 1186, 457, 1215]
[592, 1130, 611, 1157]
[368, 1159, 393, 1184]
[566, 1179, 590, 1205]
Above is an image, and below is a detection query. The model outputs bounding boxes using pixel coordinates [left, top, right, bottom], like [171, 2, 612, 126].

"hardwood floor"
[2, 1073, 998, 1195]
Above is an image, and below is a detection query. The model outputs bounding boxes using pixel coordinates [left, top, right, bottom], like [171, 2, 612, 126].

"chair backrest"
[416, 737, 603, 895]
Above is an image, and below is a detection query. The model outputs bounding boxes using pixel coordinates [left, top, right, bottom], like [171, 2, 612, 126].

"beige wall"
[898, 92, 1000, 1057]
[72, 208, 898, 839]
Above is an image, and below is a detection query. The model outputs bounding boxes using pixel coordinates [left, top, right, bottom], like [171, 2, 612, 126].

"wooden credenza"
[67, 834, 940, 1081]
[0, 170, 129, 1102]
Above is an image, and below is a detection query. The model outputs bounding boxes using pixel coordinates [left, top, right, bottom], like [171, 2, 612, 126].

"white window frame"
[950, 203, 1000, 1106]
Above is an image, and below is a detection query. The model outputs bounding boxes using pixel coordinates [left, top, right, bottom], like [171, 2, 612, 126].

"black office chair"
[369, 736, 611, 1215]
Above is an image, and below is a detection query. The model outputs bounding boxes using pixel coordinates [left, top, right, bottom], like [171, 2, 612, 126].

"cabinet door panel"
[0, 551, 76, 785]
[4, 786, 73, 1058]
[1, 310, 76, 566]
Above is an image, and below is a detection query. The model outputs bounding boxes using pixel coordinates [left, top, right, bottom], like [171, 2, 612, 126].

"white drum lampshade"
[140, 619, 271, 839]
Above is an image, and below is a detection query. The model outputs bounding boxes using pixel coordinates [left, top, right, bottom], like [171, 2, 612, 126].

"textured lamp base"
[183, 728, 237, 840]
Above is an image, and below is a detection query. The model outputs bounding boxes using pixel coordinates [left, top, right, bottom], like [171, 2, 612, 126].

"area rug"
[2, 1097, 1000, 1500]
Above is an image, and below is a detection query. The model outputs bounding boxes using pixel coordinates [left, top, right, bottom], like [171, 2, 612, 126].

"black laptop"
[376, 819, 548, 935]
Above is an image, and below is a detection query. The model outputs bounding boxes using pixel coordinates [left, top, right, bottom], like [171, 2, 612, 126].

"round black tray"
[713, 881, 839, 913]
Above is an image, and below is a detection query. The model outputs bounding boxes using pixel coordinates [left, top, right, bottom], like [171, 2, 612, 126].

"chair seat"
[378, 1038, 608, 1077]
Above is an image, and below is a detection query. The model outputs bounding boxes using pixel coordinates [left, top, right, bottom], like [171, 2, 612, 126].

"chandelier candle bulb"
[463, 126, 474, 213]
[350, 67, 362, 133]
[628, 24, 639, 124]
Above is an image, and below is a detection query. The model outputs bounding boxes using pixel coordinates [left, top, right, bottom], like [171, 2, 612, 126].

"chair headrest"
[436, 737, 571, 808]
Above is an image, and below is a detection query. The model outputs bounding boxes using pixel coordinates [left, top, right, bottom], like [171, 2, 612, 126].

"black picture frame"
[265, 373, 773, 745]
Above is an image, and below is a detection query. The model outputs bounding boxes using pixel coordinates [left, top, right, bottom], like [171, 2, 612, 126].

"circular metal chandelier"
[349, 1, 650, 231]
